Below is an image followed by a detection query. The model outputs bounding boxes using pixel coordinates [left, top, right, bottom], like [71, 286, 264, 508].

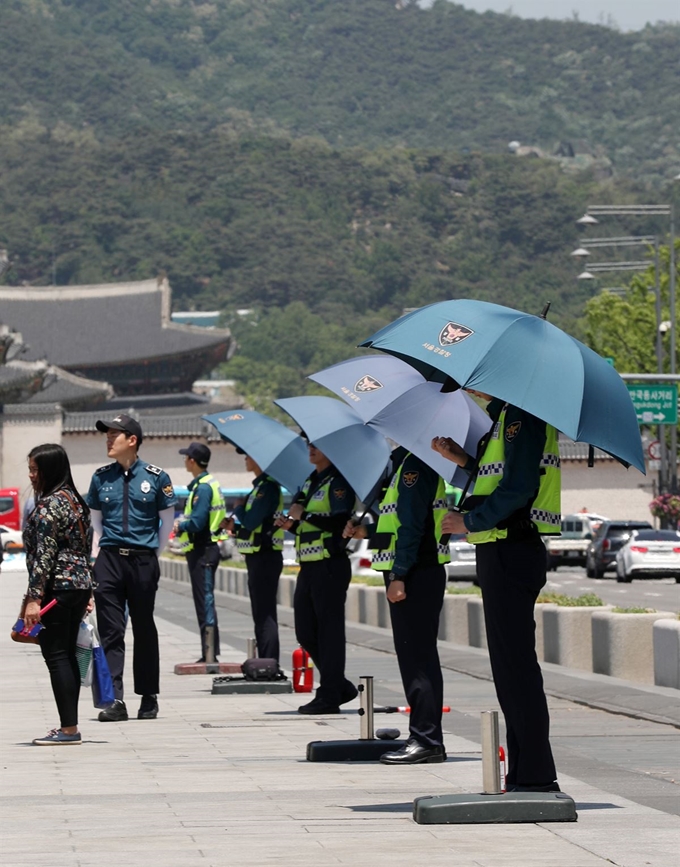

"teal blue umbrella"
[203, 410, 310, 493]
[361, 299, 644, 473]
[274, 396, 391, 504]
[309, 355, 491, 486]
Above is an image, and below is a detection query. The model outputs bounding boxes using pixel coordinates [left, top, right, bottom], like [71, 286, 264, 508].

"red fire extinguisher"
[499, 745, 507, 793]
[292, 646, 314, 693]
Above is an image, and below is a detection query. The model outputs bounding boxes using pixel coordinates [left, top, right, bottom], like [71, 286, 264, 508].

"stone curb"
[159, 558, 679, 688]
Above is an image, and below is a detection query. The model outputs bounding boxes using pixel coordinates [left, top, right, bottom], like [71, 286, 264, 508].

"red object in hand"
[292, 646, 314, 693]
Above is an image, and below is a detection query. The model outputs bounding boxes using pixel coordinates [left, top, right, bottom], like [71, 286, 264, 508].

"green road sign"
[626, 383, 678, 425]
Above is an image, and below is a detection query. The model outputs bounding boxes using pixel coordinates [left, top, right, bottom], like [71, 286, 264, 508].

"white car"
[615, 529, 680, 583]
[347, 537, 375, 577]
[0, 524, 23, 551]
[446, 533, 477, 581]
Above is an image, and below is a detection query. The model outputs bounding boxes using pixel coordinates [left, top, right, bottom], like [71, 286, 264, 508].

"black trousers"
[476, 536, 557, 788]
[93, 548, 160, 701]
[245, 549, 282, 662]
[385, 564, 447, 749]
[39, 589, 91, 728]
[294, 556, 352, 705]
[186, 544, 221, 659]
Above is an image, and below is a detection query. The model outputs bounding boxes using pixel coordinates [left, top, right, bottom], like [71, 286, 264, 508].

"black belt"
[103, 546, 154, 557]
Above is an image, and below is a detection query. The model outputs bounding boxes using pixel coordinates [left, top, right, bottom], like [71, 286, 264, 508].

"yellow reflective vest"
[235, 476, 284, 554]
[371, 458, 450, 572]
[467, 405, 561, 545]
[177, 474, 227, 554]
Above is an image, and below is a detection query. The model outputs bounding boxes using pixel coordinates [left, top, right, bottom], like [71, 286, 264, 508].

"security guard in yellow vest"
[434, 392, 561, 792]
[175, 443, 226, 662]
[344, 447, 450, 764]
[223, 451, 284, 662]
[277, 442, 357, 715]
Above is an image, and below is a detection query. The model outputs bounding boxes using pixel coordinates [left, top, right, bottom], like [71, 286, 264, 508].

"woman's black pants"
[38, 589, 91, 728]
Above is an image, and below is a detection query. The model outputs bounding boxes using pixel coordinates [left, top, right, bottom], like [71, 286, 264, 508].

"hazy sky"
[422, 1, 679, 31]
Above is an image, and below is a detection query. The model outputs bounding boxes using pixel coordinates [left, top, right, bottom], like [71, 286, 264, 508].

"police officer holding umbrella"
[222, 449, 284, 662]
[276, 442, 358, 714]
[174, 442, 225, 663]
[433, 390, 561, 792]
[344, 447, 450, 764]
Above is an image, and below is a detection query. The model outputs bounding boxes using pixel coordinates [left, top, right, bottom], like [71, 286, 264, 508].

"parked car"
[615, 529, 680, 583]
[0, 524, 23, 551]
[446, 533, 477, 581]
[545, 514, 596, 570]
[585, 520, 653, 578]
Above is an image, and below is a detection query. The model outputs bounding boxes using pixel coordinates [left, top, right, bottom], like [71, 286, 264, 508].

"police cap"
[179, 442, 211, 467]
[96, 414, 143, 445]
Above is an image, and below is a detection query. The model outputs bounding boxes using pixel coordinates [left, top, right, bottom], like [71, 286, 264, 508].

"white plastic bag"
[76, 618, 94, 686]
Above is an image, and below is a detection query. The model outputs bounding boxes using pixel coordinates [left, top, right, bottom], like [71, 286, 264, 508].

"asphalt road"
[544, 566, 680, 612]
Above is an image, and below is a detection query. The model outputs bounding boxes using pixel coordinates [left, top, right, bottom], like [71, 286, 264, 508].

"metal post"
[480, 711, 501, 795]
[358, 676, 374, 740]
[246, 638, 256, 659]
[204, 627, 216, 665]
[655, 240, 667, 497]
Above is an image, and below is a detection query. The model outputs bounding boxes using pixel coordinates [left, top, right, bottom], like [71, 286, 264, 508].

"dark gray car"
[585, 520, 653, 578]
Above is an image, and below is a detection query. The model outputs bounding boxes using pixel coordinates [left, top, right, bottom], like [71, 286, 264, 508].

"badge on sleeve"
[505, 421, 522, 442]
[333, 488, 346, 499]
[402, 472, 419, 488]
[140, 480, 151, 494]
[162, 484, 174, 497]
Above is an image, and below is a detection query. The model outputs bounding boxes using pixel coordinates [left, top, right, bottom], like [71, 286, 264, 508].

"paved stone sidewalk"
[2, 569, 679, 867]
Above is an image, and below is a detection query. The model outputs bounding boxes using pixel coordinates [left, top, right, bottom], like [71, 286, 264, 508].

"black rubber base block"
[211, 679, 292, 695]
[413, 791, 577, 824]
[306, 739, 409, 762]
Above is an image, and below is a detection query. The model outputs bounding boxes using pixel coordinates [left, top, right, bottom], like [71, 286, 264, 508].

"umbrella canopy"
[202, 409, 310, 493]
[361, 299, 645, 473]
[274, 396, 391, 504]
[309, 355, 491, 485]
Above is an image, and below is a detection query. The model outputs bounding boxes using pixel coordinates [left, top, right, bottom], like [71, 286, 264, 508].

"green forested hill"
[2, 0, 679, 183]
[1, 1, 678, 401]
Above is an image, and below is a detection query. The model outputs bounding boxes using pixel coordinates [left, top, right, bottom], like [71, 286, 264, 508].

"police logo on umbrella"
[439, 322, 474, 347]
[354, 375, 384, 393]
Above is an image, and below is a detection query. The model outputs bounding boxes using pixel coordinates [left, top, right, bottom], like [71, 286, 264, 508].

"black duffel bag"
[241, 658, 287, 682]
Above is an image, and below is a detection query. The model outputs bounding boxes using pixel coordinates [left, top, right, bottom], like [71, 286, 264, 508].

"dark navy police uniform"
[87, 460, 176, 700]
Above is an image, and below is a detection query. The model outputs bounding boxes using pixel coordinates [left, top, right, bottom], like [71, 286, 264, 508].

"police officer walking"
[276, 443, 357, 714]
[174, 442, 225, 663]
[87, 415, 176, 722]
[223, 450, 283, 662]
[344, 447, 450, 764]
[434, 390, 561, 792]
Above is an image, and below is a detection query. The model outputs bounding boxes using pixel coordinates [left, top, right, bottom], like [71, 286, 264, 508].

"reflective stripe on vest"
[467, 406, 561, 545]
[370, 458, 450, 571]
[177, 474, 227, 554]
[295, 477, 334, 563]
[235, 476, 284, 554]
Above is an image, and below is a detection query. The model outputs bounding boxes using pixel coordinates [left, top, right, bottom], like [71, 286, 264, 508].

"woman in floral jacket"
[23, 444, 93, 745]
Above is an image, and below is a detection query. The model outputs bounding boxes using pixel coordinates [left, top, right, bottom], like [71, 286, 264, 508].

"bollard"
[481, 711, 501, 795]
[246, 638, 257, 659]
[205, 626, 216, 665]
[358, 675, 375, 740]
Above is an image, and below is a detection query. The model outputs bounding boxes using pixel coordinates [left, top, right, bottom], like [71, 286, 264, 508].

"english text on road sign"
[626, 384, 678, 425]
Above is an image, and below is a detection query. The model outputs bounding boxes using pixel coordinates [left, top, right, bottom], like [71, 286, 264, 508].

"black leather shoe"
[297, 698, 340, 714]
[340, 682, 359, 705]
[98, 700, 128, 722]
[137, 695, 159, 720]
[505, 781, 561, 793]
[379, 739, 446, 765]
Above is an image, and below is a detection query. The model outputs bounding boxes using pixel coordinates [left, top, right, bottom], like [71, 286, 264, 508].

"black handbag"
[241, 658, 287, 682]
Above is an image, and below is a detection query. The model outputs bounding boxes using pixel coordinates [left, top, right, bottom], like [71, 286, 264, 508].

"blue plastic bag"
[91, 626, 115, 709]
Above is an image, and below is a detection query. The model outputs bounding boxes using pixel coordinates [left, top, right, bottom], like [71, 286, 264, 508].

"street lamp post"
[577, 204, 677, 493]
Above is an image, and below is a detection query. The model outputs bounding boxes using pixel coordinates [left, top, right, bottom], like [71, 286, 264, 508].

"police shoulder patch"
[162, 484, 174, 497]
[402, 471, 419, 488]
[145, 464, 162, 475]
[95, 462, 116, 475]
[505, 421, 522, 442]
[333, 488, 346, 499]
